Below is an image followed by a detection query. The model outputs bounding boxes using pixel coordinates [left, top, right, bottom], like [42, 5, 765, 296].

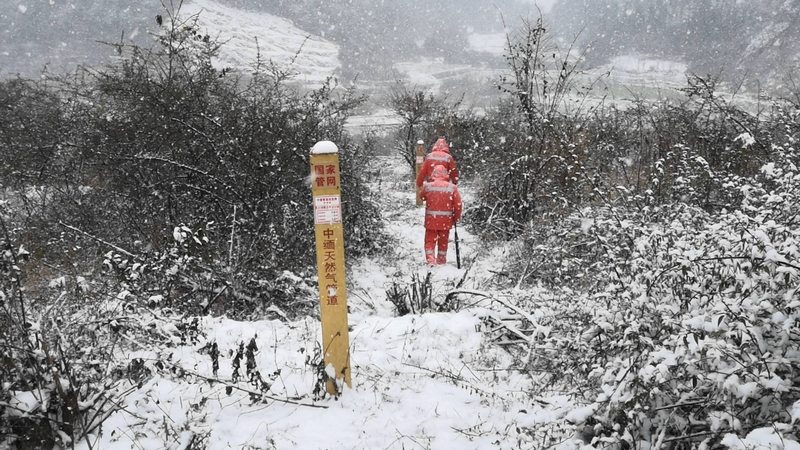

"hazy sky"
[519, 0, 557, 13]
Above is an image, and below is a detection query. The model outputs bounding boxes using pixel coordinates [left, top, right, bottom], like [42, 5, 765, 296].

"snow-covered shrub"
[508, 134, 800, 447]
[0, 12, 386, 319]
[469, 73, 772, 243]
[386, 80, 492, 182]
[0, 205, 194, 448]
[458, 15, 603, 238]
[0, 11, 393, 443]
[386, 272, 439, 316]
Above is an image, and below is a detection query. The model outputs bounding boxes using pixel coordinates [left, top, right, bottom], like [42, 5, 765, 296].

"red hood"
[431, 164, 449, 182]
[431, 138, 450, 154]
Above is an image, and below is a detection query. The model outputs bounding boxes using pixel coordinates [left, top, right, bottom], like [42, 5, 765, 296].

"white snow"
[3, 2, 795, 448]
[722, 428, 800, 450]
[70, 154, 582, 450]
[735, 132, 757, 148]
[394, 57, 504, 93]
[602, 54, 688, 88]
[468, 33, 507, 55]
[179, 0, 340, 85]
[345, 108, 402, 134]
[6, 391, 41, 416]
[310, 140, 339, 155]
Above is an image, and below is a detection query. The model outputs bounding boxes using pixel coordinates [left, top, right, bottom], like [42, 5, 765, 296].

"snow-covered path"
[349, 155, 481, 315]
[76, 154, 575, 450]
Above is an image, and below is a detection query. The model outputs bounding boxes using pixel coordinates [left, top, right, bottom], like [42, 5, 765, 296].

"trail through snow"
[77, 155, 574, 450]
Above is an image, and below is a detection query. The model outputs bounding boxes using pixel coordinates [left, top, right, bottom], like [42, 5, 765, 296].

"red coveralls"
[420, 164, 463, 265]
[416, 138, 459, 187]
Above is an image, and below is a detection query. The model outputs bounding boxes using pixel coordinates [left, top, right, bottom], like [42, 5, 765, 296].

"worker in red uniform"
[420, 164, 463, 265]
[416, 138, 459, 187]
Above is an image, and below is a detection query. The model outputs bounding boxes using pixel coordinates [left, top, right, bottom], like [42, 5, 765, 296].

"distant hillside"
[546, 0, 800, 90]
[179, 0, 340, 85]
[0, 0, 521, 82]
[2, 0, 798, 94]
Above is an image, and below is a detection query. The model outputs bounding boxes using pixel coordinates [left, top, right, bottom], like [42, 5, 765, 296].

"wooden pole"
[309, 140, 351, 395]
[415, 140, 425, 206]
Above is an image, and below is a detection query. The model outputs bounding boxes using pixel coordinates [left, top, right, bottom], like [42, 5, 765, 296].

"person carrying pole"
[419, 164, 463, 266]
[416, 138, 459, 188]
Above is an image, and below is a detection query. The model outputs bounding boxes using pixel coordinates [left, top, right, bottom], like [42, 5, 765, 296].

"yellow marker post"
[310, 140, 351, 395]
[414, 140, 425, 206]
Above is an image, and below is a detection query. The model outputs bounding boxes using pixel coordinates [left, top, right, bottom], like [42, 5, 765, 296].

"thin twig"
[57, 222, 139, 260]
[182, 368, 328, 409]
[652, 400, 708, 412]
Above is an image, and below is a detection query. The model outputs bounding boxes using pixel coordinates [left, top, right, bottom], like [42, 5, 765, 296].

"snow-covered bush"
[458, 15, 606, 238]
[386, 80, 493, 180]
[0, 204, 195, 448]
[386, 272, 440, 316]
[506, 124, 800, 447]
[0, 12, 386, 319]
[0, 11, 392, 443]
[468, 72, 771, 242]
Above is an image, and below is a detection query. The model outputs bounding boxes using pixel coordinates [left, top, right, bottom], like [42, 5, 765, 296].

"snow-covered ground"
[344, 108, 402, 135]
[393, 58, 506, 94]
[71, 155, 578, 450]
[71, 155, 795, 449]
[1, 1, 795, 448]
[468, 33, 507, 55]
[604, 54, 688, 88]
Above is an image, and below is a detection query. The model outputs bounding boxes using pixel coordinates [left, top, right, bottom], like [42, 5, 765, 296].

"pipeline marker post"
[415, 140, 425, 206]
[310, 140, 351, 395]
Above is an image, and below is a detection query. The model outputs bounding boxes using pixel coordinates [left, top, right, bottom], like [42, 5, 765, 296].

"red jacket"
[420, 165, 463, 231]
[416, 138, 459, 187]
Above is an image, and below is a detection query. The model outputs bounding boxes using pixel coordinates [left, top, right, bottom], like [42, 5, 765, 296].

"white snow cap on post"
[311, 141, 339, 155]
[417, 140, 424, 144]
